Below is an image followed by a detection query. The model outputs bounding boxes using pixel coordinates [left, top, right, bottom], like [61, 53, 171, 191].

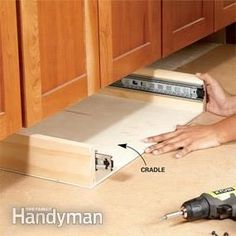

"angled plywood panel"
[0, 70, 204, 188]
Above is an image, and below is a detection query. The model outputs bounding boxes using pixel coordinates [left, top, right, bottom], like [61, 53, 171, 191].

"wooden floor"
[0, 44, 236, 236]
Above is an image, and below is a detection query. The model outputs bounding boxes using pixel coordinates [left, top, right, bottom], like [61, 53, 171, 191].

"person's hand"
[196, 73, 233, 116]
[144, 124, 222, 158]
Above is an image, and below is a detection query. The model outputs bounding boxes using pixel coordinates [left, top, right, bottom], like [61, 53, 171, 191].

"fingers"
[176, 124, 188, 130]
[147, 139, 190, 155]
[144, 123, 217, 158]
[144, 126, 187, 144]
[145, 133, 191, 154]
[144, 125, 196, 157]
[206, 102, 214, 112]
[176, 145, 193, 158]
[144, 129, 182, 143]
[196, 73, 214, 85]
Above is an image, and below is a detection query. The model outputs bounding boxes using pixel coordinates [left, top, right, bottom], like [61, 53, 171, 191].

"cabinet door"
[99, 0, 161, 86]
[18, 0, 100, 126]
[215, 0, 236, 31]
[0, 1, 22, 140]
[162, 0, 214, 57]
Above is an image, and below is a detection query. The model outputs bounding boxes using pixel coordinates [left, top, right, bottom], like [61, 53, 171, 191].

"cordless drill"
[161, 186, 236, 221]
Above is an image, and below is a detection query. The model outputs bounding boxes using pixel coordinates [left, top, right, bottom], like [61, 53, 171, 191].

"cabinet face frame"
[18, 0, 100, 127]
[98, 0, 161, 87]
[214, 0, 236, 31]
[162, 0, 214, 57]
[0, 1, 22, 140]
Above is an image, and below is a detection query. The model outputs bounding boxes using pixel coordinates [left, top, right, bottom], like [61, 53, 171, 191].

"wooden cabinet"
[18, 0, 100, 126]
[98, 0, 161, 87]
[1, 0, 235, 139]
[0, 1, 22, 140]
[215, 0, 236, 31]
[162, 0, 214, 57]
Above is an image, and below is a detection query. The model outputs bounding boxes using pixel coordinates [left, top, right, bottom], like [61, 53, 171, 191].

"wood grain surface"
[215, 0, 236, 31]
[0, 1, 22, 140]
[162, 0, 214, 56]
[0, 134, 94, 187]
[18, 0, 43, 125]
[85, 0, 100, 95]
[99, 0, 161, 86]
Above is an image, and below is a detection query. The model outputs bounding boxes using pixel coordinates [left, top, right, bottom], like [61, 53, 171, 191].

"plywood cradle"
[0, 70, 204, 188]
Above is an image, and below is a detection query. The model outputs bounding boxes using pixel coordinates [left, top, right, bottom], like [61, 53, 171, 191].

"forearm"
[215, 115, 236, 143]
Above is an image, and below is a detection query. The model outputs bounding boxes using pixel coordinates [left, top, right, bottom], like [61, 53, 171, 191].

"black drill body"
[182, 187, 236, 221]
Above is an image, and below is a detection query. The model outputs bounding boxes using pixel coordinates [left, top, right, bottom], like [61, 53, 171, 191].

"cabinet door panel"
[38, 2, 86, 95]
[19, 0, 99, 126]
[0, 1, 22, 140]
[162, 0, 214, 57]
[215, 0, 236, 31]
[99, 0, 161, 86]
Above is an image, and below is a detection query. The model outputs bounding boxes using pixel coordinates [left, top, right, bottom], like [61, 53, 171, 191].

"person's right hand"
[196, 73, 233, 117]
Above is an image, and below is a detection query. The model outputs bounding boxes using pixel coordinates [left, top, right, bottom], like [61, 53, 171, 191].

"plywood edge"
[0, 134, 95, 188]
[101, 87, 204, 113]
[133, 68, 203, 85]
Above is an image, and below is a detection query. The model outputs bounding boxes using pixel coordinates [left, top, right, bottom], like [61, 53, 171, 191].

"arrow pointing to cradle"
[118, 143, 147, 166]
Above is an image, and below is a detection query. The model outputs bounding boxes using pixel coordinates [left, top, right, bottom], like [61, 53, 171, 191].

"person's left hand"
[144, 124, 222, 158]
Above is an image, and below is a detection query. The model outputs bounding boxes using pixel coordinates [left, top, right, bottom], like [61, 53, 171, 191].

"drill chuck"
[181, 195, 210, 220]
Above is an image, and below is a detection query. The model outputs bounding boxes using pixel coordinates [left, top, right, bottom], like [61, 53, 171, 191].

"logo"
[213, 187, 235, 195]
[12, 207, 103, 227]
